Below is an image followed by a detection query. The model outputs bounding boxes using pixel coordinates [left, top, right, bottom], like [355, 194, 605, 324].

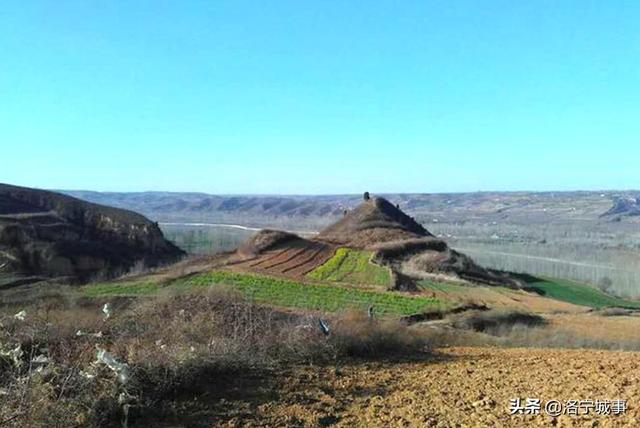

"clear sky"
[1, 1, 639, 194]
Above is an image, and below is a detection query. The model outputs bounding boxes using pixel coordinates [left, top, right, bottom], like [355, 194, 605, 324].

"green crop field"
[81, 280, 162, 296]
[82, 272, 640, 313]
[523, 277, 640, 309]
[306, 248, 391, 287]
[82, 270, 442, 315]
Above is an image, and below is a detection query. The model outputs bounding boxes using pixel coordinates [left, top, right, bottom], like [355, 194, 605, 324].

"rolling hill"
[224, 195, 518, 289]
[62, 189, 640, 228]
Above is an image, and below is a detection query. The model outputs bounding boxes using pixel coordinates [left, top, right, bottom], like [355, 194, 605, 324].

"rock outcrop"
[0, 183, 184, 284]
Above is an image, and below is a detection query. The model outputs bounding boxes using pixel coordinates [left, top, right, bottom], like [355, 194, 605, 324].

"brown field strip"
[232, 239, 336, 278]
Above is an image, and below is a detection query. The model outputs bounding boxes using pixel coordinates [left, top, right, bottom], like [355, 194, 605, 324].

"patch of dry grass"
[0, 287, 431, 427]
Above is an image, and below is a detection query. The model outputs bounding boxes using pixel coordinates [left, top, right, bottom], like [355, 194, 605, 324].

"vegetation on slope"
[306, 248, 391, 287]
[82, 270, 440, 316]
[81, 280, 162, 296]
[82, 271, 640, 314]
[0, 287, 432, 427]
[417, 276, 640, 310]
[523, 277, 640, 309]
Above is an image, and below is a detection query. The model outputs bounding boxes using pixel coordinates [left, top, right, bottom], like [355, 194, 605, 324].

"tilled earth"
[230, 239, 336, 278]
[185, 347, 640, 428]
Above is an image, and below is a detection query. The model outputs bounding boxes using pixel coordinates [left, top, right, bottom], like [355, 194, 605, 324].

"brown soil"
[317, 197, 431, 247]
[423, 283, 586, 314]
[548, 312, 640, 343]
[169, 346, 640, 427]
[232, 237, 336, 278]
[237, 229, 300, 257]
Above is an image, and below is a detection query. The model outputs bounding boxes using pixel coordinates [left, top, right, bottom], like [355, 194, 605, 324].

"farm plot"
[306, 247, 391, 287]
[523, 277, 640, 309]
[82, 270, 442, 316]
[234, 238, 336, 277]
[178, 271, 439, 315]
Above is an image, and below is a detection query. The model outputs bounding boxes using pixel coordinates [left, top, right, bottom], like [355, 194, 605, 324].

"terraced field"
[82, 270, 442, 316]
[233, 238, 336, 277]
[83, 270, 638, 320]
[306, 248, 391, 287]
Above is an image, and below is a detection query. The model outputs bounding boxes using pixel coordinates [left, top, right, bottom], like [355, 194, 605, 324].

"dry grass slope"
[0, 288, 432, 427]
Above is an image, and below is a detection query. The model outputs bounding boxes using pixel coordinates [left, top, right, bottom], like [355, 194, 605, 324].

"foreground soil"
[172, 347, 640, 428]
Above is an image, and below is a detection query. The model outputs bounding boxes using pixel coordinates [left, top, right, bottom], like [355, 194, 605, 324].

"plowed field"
[191, 347, 640, 427]
[233, 238, 336, 277]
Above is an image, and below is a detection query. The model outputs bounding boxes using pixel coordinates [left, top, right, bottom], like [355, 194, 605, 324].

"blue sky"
[1, 1, 638, 194]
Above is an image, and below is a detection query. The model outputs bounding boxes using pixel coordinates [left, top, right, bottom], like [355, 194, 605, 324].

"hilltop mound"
[229, 195, 518, 288]
[0, 183, 184, 284]
[317, 197, 432, 247]
[316, 196, 518, 287]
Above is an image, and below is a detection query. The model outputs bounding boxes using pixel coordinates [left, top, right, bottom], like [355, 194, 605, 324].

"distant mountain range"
[62, 190, 640, 229]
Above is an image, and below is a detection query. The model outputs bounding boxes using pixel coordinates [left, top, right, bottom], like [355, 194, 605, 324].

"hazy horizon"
[58, 186, 640, 197]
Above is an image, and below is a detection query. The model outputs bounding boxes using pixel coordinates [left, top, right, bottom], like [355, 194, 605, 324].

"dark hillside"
[0, 183, 184, 284]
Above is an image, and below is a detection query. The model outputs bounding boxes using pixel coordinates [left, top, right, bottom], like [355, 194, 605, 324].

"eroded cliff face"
[0, 183, 184, 284]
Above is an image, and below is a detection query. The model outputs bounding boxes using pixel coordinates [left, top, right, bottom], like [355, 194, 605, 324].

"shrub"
[596, 307, 633, 317]
[0, 286, 435, 426]
[327, 311, 428, 358]
[452, 310, 546, 336]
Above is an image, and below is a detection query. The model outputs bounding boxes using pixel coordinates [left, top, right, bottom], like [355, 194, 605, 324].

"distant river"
[158, 222, 317, 254]
[160, 222, 263, 231]
[158, 223, 258, 254]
